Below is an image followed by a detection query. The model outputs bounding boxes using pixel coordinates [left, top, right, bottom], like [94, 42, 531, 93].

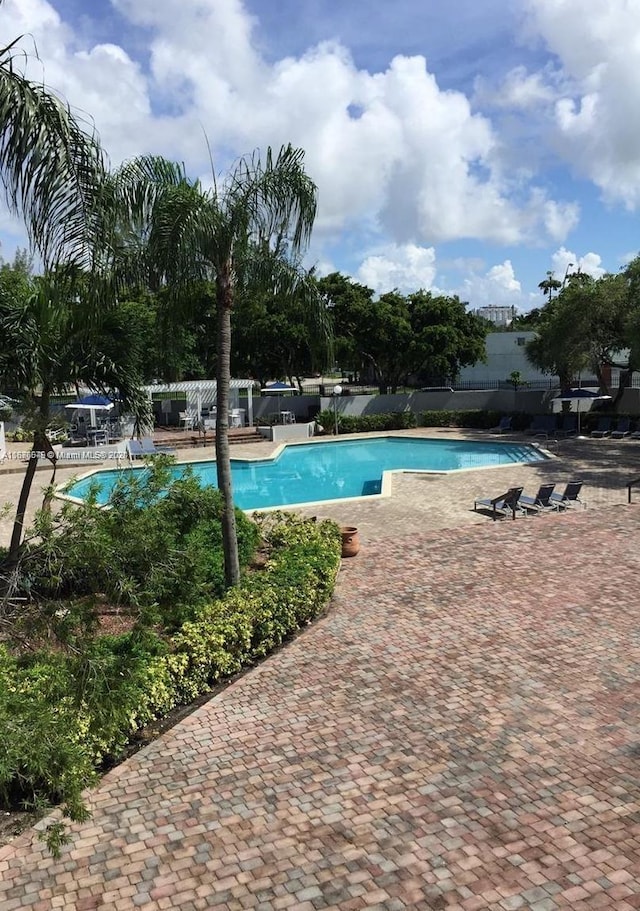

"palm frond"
[0, 46, 106, 270]
[224, 144, 317, 257]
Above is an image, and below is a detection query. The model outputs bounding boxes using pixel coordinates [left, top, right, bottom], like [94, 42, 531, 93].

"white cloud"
[356, 243, 437, 294]
[541, 198, 580, 241]
[475, 65, 556, 109]
[524, 0, 640, 207]
[619, 251, 639, 267]
[486, 261, 521, 293]
[350, 251, 531, 315]
[550, 246, 606, 280]
[458, 259, 528, 309]
[2, 0, 578, 254]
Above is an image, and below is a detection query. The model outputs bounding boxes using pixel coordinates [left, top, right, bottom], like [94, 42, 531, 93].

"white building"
[458, 332, 552, 385]
[471, 305, 516, 328]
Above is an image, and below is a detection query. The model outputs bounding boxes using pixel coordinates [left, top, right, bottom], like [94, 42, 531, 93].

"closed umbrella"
[552, 388, 612, 438]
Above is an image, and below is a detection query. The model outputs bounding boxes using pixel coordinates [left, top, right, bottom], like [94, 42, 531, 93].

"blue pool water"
[64, 437, 545, 511]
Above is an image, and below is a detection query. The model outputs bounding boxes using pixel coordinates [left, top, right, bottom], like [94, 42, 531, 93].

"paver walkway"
[3, 503, 640, 909]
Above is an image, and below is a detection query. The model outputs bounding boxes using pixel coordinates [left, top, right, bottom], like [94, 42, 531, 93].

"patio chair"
[490, 416, 512, 433]
[474, 486, 526, 521]
[179, 411, 197, 430]
[518, 483, 559, 514]
[590, 417, 612, 438]
[126, 437, 172, 459]
[557, 414, 578, 437]
[611, 417, 631, 439]
[127, 439, 145, 459]
[89, 428, 109, 446]
[525, 415, 556, 436]
[549, 480, 586, 509]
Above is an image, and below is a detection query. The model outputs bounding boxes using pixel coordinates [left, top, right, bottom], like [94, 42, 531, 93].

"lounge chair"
[127, 439, 146, 459]
[590, 417, 611, 438]
[611, 417, 631, 439]
[490, 416, 512, 434]
[518, 483, 559, 514]
[126, 437, 174, 459]
[525, 415, 556, 437]
[557, 414, 578, 437]
[474, 486, 526, 520]
[549, 480, 586, 509]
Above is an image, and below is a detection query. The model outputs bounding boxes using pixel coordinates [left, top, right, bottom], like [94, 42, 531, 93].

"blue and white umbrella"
[65, 394, 114, 427]
[262, 381, 296, 417]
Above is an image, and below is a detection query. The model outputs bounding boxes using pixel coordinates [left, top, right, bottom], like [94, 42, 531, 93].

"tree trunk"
[8, 441, 40, 561]
[215, 264, 241, 587]
[594, 362, 610, 397]
[8, 390, 55, 561]
[611, 366, 634, 409]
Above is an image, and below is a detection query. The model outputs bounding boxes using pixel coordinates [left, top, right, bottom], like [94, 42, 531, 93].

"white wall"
[258, 422, 316, 442]
[0, 422, 5, 460]
[458, 332, 551, 384]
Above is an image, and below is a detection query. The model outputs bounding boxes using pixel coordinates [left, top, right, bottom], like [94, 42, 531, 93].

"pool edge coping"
[54, 433, 554, 512]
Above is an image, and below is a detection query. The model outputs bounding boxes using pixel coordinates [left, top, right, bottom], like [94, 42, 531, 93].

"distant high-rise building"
[472, 305, 516, 327]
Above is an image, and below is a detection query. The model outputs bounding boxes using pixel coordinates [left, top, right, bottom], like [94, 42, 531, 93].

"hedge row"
[317, 409, 417, 433]
[0, 513, 341, 838]
[418, 409, 504, 429]
[317, 408, 509, 433]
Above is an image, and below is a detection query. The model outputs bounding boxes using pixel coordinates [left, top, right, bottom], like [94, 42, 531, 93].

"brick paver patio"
[2, 434, 640, 908]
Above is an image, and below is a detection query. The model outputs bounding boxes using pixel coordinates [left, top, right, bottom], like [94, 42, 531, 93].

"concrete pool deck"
[2, 430, 640, 909]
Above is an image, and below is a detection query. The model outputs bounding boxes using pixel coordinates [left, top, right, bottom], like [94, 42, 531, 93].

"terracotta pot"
[341, 526, 360, 557]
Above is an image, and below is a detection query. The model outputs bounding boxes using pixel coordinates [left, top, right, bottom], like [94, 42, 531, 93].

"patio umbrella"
[552, 388, 612, 438]
[262, 381, 296, 417]
[65, 394, 114, 427]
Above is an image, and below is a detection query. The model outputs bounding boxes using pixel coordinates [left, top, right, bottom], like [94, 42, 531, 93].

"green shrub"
[418, 409, 454, 427]
[316, 409, 417, 434]
[0, 647, 95, 824]
[0, 513, 341, 840]
[25, 458, 260, 631]
[6, 428, 33, 442]
[419, 409, 503, 428]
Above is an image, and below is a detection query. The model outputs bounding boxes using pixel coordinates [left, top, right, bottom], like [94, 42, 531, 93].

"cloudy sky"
[3, 0, 640, 312]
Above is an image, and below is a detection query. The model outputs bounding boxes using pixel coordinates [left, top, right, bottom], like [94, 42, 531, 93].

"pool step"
[152, 428, 264, 449]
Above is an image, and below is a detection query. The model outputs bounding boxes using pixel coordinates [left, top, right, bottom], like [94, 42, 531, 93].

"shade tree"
[317, 274, 487, 393]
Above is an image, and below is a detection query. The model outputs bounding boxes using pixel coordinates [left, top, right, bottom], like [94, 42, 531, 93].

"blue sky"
[3, 0, 640, 312]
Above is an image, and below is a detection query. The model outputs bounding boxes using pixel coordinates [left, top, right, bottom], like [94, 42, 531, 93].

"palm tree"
[0, 34, 105, 270]
[114, 146, 318, 585]
[0, 28, 154, 561]
[538, 271, 562, 302]
[0, 267, 149, 560]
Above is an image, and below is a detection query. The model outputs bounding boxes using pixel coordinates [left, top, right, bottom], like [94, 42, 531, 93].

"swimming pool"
[62, 436, 546, 511]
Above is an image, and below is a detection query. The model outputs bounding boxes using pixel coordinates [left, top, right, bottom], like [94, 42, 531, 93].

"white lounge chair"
[126, 437, 172, 459]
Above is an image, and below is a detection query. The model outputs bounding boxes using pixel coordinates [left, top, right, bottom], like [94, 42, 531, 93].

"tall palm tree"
[115, 146, 318, 585]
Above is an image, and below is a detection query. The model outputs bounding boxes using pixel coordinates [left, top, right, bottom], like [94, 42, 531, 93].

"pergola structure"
[142, 379, 256, 426]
